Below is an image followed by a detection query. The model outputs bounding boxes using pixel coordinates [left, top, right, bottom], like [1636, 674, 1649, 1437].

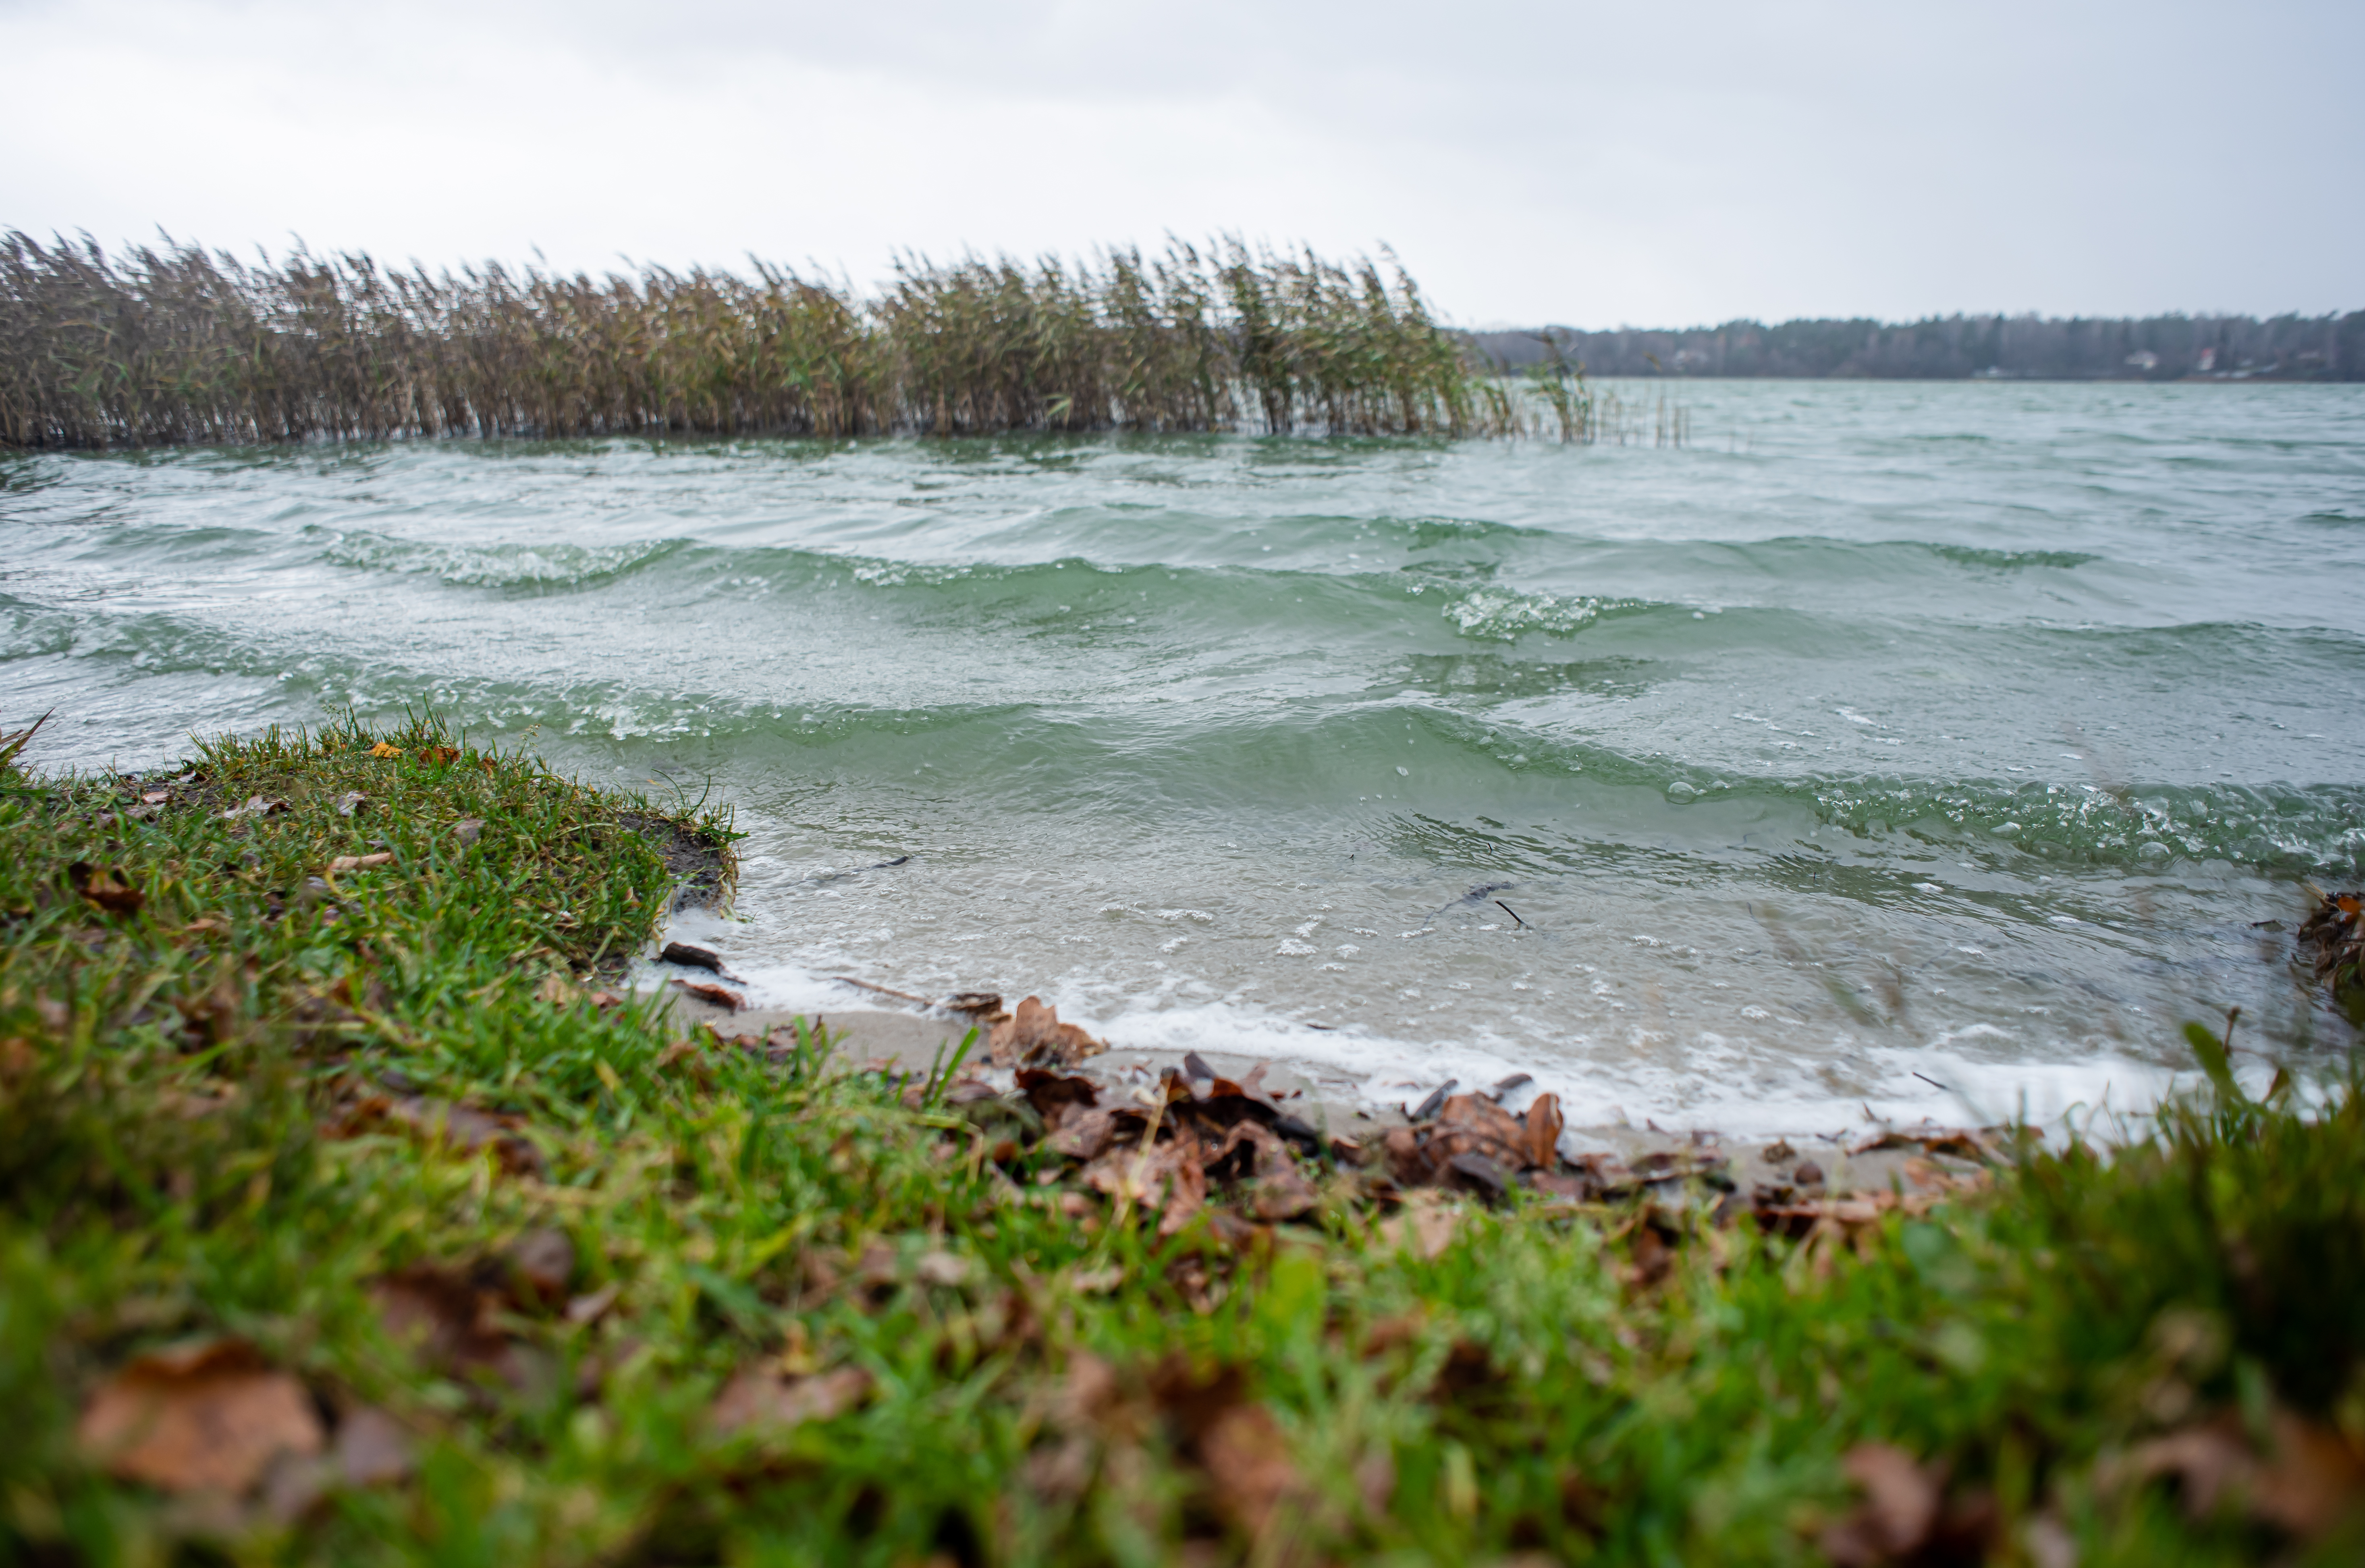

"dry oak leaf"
[416, 746, 460, 766]
[367, 742, 403, 759]
[77, 1338, 324, 1495]
[708, 1364, 874, 1438]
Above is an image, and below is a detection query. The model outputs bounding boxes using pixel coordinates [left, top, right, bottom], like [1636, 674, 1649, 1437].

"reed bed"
[0, 232, 1646, 449]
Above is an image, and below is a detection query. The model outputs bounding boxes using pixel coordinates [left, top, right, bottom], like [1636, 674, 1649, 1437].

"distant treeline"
[1468, 312, 2365, 381]
[0, 232, 1549, 449]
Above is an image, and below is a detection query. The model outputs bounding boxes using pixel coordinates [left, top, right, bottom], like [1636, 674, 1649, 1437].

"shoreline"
[655, 987, 1995, 1206]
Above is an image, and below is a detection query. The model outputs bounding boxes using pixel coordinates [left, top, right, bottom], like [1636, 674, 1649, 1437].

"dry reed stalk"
[1, 231, 1674, 450]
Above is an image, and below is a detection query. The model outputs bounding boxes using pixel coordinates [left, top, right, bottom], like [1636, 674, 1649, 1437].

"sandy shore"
[653, 982, 1982, 1201]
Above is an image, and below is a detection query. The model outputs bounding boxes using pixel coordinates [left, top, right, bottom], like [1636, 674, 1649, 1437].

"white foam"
[652, 928, 2280, 1146]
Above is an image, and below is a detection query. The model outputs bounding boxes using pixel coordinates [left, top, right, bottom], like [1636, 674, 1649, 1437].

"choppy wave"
[316, 528, 688, 590]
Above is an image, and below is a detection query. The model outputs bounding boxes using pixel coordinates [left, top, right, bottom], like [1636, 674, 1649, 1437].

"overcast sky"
[2, 0, 2355, 327]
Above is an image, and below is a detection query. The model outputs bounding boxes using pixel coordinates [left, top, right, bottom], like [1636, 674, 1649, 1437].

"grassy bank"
[2, 718, 2361, 1566]
[0, 234, 1615, 448]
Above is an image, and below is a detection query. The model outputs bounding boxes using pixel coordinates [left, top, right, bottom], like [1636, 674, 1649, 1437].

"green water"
[6, 380, 2361, 1133]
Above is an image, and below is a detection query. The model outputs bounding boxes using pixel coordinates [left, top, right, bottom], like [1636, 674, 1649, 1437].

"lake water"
[6, 379, 2361, 1135]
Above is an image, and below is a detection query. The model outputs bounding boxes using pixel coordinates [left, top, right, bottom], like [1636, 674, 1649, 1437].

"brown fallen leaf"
[332, 1406, 415, 1487]
[1017, 1067, 1100, 1122]
[68, 862, 145, 917]
[326, 852, 397, 873]
[415, 746, 460, 766]
[708, 1364, 873, 1438]
[1522, 1091, 1565, 1170]
[450, 818, 484, 847]
[670, 976, 743, 1011]
[1048, 1107, 1120, 1161]
[368, 742, 403, 759]
[1201, 1402, 1303, 1539]
[1158, 1146, 1210, 1236]
[508, 1228, 575, 1306]
[220, 794, 290, 820]
[2109, 1409, 2365, 1537]
[1145, 1356, 1305, 1541]
[77, 1338, 324, 1495]
[2251, 1410, 2365, 1536]
[1377, 1196, 1460, 1261]
[335, 791, 369, 817]
[1224, 1122, 1320, 1221]
[334, 1094, 543, 1175]
[534, 973, 577, 1004]
[988, 995, 1106, 1067]
[1820, 1443, 1942, 1566]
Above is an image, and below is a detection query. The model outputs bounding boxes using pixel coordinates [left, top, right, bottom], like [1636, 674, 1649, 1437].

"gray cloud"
[2, 0, 2355, 324]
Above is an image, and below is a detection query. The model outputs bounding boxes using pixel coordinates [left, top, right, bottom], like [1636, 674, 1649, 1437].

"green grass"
[2, 719, 2360, 1565]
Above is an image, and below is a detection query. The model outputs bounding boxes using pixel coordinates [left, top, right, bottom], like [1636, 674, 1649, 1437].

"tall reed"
[3, 233, 1617, 449]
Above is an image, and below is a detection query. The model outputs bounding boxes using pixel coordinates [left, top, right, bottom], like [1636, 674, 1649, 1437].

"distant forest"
[1466, 312, 2365, 381]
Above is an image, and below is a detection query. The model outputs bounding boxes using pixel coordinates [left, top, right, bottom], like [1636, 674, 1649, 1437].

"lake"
[6, 378, 2361, 1134]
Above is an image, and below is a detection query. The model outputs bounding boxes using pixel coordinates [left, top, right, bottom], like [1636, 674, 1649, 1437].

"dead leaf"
[336, 1094, 542, 1175]
[450, 818, 484, 847]
[335, 791, 369, 817]
[1048, 1107, 1119, 1161]
[1017, 1067, 1100, 1122]
[1159, 1147, 1209, 1236]
[535, 974, 577, 1005]
[67, 862, 144, 917]
[77, 1339, 324, 1495]
[708, 1365, 873, 1438]
[367, 742, 402, 759]
[670, 976, 743, 1011]
[1209, 1121, 1318, 1221]
[332, 1407, 414, 1487]
[373, 1268, 506, 1370]
[508, 1228, 575, 1306]
[1200, 1403, 1302, 1539]
[415, 746, 459, 766]
[1820, 1443, 1941, 1566]
[326, 852, 397, 873]
[2252, 1410, 2365, 1536]
[1377, 1197, 1459, 1260]
[219, 795, 289, 820]
[913, 1250, 971, 1287]
[988, 995, 1106, 1067]
[565, 1281, 622, 1325]
[2111, 1410, 2365, 1537]
[1522, 1091, 1564, 1170]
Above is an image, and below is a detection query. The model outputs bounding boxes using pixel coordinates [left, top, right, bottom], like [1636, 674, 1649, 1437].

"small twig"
[1495, 899, 1528, 928]
[830, 974, 934, 1008]
[1912, 1071, 1950, 1093]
